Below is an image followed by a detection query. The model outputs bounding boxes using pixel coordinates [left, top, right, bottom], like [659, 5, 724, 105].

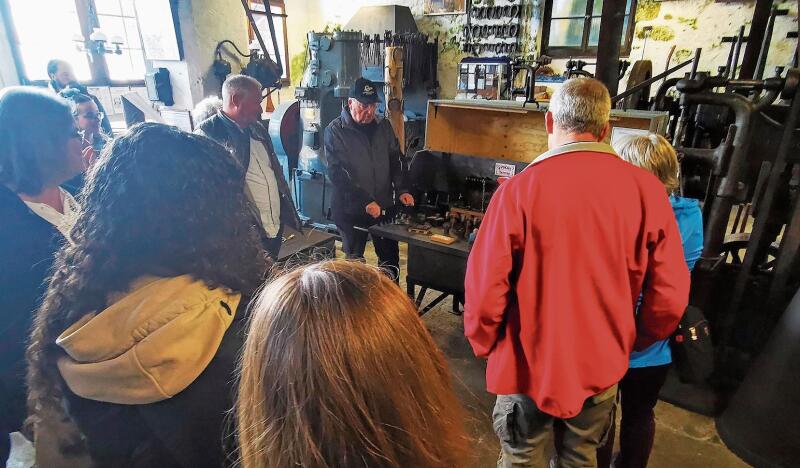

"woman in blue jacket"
[599, 134, 704, 468]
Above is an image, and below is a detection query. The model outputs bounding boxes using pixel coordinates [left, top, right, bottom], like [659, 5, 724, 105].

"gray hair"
[0, 86, 75, 194]
[192, 96, 223, 125]
[548, 78, 611, 137]
[222, 74, 261, 106]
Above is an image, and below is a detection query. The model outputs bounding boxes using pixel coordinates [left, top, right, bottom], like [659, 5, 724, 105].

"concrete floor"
[355, 242, 751, 468]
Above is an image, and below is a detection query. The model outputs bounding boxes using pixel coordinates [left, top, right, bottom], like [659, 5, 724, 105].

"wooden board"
[424, 100, 668, 163]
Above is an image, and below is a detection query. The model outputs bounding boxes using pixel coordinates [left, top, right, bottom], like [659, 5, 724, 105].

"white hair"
[549, 78, 611, 137]
[221, 74, 261, 106]
[191, 96, 223, 124]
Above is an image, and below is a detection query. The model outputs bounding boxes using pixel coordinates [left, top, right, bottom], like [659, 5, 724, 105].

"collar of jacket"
[219, 111, 270, 141]
[55, 275, 241, 405]
[527, 141, 618, 168]
[340, 107, 384, 130]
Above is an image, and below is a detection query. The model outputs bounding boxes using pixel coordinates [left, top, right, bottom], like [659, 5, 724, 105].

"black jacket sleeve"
[323, 125, 374, 208]
[386, 123, 410, 195]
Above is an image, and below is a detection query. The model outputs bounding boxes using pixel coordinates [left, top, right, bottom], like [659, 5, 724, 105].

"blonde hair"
[549, 77, 611, 137]
[236, 260, 470, 468]
[618, 133, 680, 192]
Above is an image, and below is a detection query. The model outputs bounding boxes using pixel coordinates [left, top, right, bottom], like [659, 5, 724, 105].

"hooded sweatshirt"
[630, 195, 704, 368]
[56, 275, 244, 467]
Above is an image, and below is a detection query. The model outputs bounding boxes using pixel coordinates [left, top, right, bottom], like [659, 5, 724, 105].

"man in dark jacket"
[324, 77, 413, 278]
[196, 75, 301, 259]
[47, 59, 113, 135]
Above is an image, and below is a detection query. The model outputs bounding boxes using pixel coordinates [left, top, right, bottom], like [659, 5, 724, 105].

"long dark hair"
[27, 122, 270, 433]
[236, 260, 470, 468]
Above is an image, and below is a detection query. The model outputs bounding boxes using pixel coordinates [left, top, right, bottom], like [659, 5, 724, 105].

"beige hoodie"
[56, 275, 241, 405]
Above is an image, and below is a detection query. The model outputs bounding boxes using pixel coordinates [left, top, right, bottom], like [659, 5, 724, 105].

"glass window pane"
[552, 0, 590, 17]
[106, 48, 146, 81]
[592, 0, 633, 16]
[121, 0, 137, 16]
[254, 14, 288, 79]
[587, 15, 630, 46]
[588, 17, 600, 46]
[95, 0, 122, 15]
[97, 15, 126, 42]
[124, 18, 142, 48]
[621, 15, 630, 45]
[592, 0, 603, 16]
[7, 0, 91, 81]
[548, 18, 585, 47]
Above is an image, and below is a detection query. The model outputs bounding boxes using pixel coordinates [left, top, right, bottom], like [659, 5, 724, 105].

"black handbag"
[670, 305, 714, 384]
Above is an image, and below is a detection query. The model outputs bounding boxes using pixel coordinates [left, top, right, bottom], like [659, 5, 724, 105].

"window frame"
[1, 0, 146, 87]
[540, 0, 637, 59]
[247, 0, 290, 86]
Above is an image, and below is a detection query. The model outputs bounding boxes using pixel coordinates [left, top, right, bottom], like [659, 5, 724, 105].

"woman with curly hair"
[27, 123, 271, 467]
[236, 260, 470, 468]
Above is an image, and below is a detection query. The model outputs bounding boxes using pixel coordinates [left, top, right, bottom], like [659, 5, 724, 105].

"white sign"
[494, 162, 516, 177]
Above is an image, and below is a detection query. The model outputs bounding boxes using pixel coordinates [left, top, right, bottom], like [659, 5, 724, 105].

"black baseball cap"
[349, 77, 380, 104]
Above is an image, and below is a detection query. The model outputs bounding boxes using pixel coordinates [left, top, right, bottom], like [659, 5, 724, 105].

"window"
[3, 0, 147, 85]
[4, 0, 91, 81]
[541, 0, 636, 58]
[94, 0, 145, 81]
[249, 0, 290, 84]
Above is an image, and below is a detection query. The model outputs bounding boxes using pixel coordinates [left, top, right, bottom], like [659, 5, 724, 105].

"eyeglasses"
[78, 111, 104, 120]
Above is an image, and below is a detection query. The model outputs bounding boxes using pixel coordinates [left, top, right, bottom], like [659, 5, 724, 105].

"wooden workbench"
[425, 99, 668, 163]
[369, 223, 469, 315]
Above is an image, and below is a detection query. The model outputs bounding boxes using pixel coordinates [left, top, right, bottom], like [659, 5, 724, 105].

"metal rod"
[754, 7, 779, 80]
[740, 0, 775, 79]
[612, 57, 694, 104]
[240, 0, 283, 80]
[730, 26, 746, 79]
[690, 48, 701, 79]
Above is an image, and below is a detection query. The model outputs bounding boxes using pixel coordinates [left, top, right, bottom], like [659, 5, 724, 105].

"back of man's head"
[222, 74, 261, 108]
[549, 78, 611, 138]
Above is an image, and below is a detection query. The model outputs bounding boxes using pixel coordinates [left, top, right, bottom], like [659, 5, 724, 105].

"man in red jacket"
[464, 78, 690, 467]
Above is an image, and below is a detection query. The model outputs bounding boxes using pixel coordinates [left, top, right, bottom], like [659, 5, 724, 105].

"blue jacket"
[630, 196, 703, 368]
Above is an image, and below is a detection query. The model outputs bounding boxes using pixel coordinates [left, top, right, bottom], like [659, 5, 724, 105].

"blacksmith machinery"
[601, 6, 800, 465]
[285, 5, 439, 228]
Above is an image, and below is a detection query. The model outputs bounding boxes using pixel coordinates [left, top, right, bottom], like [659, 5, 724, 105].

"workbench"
[369, 224, 470, 315]
[277, 226, 337, 263]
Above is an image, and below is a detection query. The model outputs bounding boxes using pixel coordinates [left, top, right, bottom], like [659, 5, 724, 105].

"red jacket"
[464, 142, 689, 418]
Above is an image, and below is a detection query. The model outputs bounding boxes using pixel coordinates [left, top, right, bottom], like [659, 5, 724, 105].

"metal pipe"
[595, 0, 627, 95]
[690, 48, 701, 79]
[754, 7, 779, 80]
[740, 0, 775, 79]
[612, 57, 694, 104]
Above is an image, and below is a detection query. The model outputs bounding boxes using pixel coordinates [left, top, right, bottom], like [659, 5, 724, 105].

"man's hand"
[399, 193, 415, 207]
[366, 201, 382, 218]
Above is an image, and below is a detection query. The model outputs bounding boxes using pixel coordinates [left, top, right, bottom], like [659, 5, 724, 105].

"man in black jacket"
[47, 59, 113, 136]
[196, 75, 301, 259]
[324, 77, 414, 279]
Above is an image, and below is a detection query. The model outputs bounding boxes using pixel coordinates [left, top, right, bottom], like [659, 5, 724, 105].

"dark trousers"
[335, 215, 399, 280]
[261, 224, 284, 261]
[597, 364, 670, 468]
